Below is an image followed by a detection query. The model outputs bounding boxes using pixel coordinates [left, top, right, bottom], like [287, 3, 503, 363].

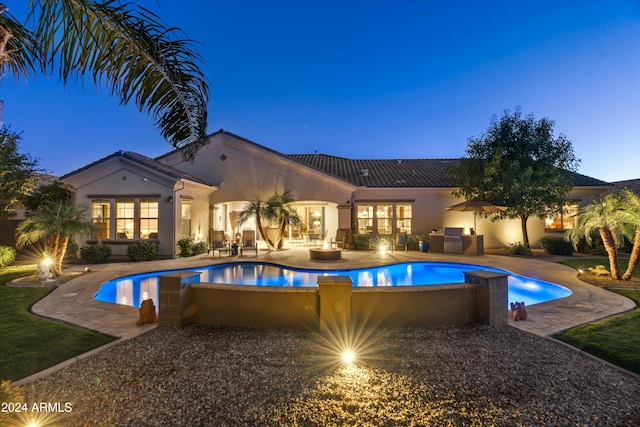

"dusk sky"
[1, 1, 639, 182]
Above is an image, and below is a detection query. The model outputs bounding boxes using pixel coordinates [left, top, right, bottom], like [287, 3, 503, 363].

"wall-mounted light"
[167, 196, 173, 203]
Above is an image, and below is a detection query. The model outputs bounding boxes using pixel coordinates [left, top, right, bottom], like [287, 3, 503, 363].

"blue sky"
[1, 1, 639, 182]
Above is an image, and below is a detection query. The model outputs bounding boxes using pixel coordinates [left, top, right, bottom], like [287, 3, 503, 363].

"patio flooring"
[31, 247, 635, 340]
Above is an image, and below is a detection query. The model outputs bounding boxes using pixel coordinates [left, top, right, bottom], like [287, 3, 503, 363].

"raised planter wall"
[159, 270, 508, 330]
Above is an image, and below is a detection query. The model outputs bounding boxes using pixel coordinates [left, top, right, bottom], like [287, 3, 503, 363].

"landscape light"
[342, 349, 356, 364]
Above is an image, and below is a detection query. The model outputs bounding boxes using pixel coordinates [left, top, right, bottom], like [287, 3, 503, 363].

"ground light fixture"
[342, 349, 356, 364]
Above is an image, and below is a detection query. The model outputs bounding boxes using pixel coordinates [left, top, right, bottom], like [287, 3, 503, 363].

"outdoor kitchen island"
[429, 229, 484, 255]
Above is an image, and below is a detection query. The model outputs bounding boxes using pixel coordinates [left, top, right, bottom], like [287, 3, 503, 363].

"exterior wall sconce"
[167, 196, 173, 203]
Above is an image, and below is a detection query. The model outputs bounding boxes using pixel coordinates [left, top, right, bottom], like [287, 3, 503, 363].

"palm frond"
[0, 7, 41, 80]
[32, 0, 209, 159]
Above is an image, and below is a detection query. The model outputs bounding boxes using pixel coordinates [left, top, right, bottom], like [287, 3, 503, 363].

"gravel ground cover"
[22, 324, 640, 426]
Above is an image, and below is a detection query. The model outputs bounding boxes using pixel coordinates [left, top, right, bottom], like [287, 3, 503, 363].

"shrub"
[0, 245, 16, 268]
[80, 242, 112, 263]
[177, 237, 194, 257]
[127, 241, 159, 262]
[504, 242, 530, 255]
[575, 231, 607, 256]
[64, 241, 79, 261]
[540, 235, 574, 256]
[353, 233, 371, 250]
[192, 241, 209, 256]
[408, 234, 429, 251]
[177, 237, 209, 257]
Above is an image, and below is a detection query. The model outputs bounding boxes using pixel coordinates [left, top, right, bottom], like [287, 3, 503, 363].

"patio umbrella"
[445, 198, 507, 233]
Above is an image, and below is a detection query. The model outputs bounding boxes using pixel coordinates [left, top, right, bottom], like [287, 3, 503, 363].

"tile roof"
[289, 154, 458, 187]
[612, 179, 640, 195]
[61, 151, 214, 186]
[289, 153, 613, 188]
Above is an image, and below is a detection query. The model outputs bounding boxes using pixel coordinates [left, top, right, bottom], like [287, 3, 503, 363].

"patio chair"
[240, 229, 258, 257]
[334, 228, 352, 249]
[394, 232, 408, 252]
[210, 230, 231, 257]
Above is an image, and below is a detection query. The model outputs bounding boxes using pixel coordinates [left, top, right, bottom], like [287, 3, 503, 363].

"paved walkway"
[30, 248, 636, 340]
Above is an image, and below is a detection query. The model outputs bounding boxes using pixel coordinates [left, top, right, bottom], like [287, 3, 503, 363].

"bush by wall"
[177, 237, 209, 257]
[64, 241, 79, 261]
[540, 235, 574, 256]
[127, 241, 159, 262]
[0, 245, 16, 268]
[575, 231, 607, 256]
[80, 242, 112, 263]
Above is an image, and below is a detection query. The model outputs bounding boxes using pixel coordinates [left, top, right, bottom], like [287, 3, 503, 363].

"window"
[376, 203, 393, 234]
[91, 197, 161, 240]
[140, 199, 159, 239]
[396, 203, 412, 234]
[116, 199, 135, 239]
[545, 202, 579, 230]
[356, 202, 413, 235]
[91, 200, 110, 239]
[181, 200, 192, 238]
[357, 205, 374, 234]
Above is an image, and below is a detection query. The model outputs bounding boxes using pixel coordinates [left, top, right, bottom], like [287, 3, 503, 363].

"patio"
[13, 248, 640, 425]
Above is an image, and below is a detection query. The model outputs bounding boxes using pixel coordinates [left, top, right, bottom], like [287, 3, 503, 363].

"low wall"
[159, 271, 508, 330]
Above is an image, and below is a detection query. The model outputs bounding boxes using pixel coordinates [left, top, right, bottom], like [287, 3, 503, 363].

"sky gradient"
[1, 1, 639, 182]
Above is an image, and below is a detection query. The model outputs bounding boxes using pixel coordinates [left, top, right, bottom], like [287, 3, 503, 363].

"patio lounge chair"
[240, 229, 258, 257]
[210, 230, 231, 257]
[394, 232, 408, 252]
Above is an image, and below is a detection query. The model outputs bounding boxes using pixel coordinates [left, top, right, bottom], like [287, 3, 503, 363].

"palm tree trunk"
[256, 221, 275, 251]
[622, 227, 640, 280]
[600, 228, 621, 279]
[49, 234, 63, 276]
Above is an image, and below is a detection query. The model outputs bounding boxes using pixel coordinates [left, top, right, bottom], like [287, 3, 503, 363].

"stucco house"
[60, 129, 613, 258]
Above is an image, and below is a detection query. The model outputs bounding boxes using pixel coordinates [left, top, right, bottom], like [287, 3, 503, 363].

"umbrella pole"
[474, 211, 477, 234]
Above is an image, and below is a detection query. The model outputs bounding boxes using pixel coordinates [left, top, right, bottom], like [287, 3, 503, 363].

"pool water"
[95, 261, 571, 310]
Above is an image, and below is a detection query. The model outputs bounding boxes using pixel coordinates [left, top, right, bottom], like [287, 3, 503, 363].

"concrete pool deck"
[30, 247, 636, 340]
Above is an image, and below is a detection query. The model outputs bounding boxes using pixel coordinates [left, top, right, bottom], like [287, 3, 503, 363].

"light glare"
[342, 350, 355, 364]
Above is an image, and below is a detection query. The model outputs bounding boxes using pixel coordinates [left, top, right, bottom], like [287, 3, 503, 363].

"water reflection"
[95, 262, 572, 309]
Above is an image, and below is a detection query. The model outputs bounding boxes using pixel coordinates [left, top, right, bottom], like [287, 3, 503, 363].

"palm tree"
[566, 191, 636, 280]
[15, 201, 94, 276]
[0, 1, 209, 159]
[620, 190, 640, 280]
[267, 191, 302, 249]
[238, 198, 272, 249]
[238, 191, 302, 251]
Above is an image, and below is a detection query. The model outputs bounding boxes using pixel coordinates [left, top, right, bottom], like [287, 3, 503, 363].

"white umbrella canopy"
[445, 198, 508, 232]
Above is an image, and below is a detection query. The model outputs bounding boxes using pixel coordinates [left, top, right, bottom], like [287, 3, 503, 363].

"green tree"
[0, 1, 209, 159]
[0, 126, 39, 216]
[15, 201, 94, 276]
[21, 180, 73, 213]
[566, 190, 639, 280]
[449, 108, 579, 246]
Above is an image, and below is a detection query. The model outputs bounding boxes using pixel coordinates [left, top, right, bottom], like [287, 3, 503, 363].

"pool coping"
[17, 249, 636, 386]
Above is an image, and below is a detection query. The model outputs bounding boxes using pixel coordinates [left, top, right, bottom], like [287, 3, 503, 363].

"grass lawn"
[559, 257, 637, 278]
[554, 257, 640, 375]
[554, 289, 640, 375]
[0, 265, 114, 381]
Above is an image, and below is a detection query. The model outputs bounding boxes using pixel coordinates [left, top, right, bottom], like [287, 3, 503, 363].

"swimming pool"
[95, 261, 571, 309]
